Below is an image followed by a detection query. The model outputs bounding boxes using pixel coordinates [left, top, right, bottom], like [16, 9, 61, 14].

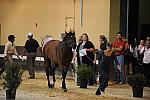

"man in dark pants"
[96, 42, 120, 95]
[98, 35, 107, 84]
[21, 32, 39, 79]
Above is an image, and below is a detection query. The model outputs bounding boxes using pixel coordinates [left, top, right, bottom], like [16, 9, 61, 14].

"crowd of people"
[74, 32, 150, 95]
[0, 32, 149, 96]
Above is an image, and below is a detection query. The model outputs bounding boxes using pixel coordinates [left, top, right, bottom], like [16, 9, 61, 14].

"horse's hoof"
[48, 88, 52, 91]
[48, 84, 54, 89]
[61, 88, 67, 92]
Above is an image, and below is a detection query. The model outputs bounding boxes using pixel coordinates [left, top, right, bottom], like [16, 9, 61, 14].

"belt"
[27, 52, 36, 54]
[116, 54, 124, 56]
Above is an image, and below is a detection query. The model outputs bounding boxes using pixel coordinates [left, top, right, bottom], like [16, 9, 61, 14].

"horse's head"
[63, 30, 76, 49]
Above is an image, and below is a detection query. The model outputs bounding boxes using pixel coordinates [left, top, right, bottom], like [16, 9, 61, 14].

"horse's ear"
[69, 28, 72, 33]
[73, 31, 75, 35]
[41, 37, 43, 40]
[65, 31, 69, 35]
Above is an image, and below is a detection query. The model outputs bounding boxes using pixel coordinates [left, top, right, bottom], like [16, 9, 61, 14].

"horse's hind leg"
[50, 63, 57, 86]
[45, 57, 53, 89]
[61, 67, 68, 92]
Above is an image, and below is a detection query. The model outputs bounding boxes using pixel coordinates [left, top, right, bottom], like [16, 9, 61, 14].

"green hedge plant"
[77, 64, 93, 80]
[2, 61, 23, 90]
[127, 74, 145, 88]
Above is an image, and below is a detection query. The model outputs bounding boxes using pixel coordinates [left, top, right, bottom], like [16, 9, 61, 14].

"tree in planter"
[77, 64, 93, 88]
[2, 61, 23, 100]
[127, 74, 145, 98]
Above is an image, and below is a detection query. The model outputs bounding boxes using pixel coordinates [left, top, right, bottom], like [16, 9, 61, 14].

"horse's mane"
[63, 33, 68, 41]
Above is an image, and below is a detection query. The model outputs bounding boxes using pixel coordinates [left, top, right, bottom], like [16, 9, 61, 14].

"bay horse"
[42, 31, 76, 92]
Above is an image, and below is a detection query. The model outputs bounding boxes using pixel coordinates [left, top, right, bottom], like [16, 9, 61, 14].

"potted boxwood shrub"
[127, 74, 145, 98]
[77, 64, 93, 88]
[2, 61, 23, 100]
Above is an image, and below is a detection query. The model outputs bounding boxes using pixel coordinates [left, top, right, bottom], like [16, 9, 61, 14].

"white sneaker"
[100, 91, 105, 95]
[118, 82, 124, 85]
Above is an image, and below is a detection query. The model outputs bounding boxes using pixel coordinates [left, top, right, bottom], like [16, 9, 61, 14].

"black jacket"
[77, 41, 95, 65]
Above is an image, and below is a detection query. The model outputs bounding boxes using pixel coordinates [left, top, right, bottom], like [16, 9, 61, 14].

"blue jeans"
[80, 57, 82, 64]
[114, 55, 125, 83]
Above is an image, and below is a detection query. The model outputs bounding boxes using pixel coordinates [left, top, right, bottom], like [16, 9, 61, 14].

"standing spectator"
[122, 36, 133, 76]
[140, 40, 150, 87]
[138, 40, 145, 51]
[0, 35, 20, 77]
[112, 32, 126, 84]
[129, 38, 139, 74]
[122, 36, 129, 51]
[77, 33, 95, 85]
[21, 32, 40, 79]
[99, 35, 107, 50]
[96, 42, 119, 95]
[147, 37, 150, 41]
[138, 40, 145, 65]
[73, 36, 84, 84]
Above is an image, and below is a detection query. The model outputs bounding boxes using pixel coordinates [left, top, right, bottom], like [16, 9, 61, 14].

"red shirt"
[113, 40, 126, 56]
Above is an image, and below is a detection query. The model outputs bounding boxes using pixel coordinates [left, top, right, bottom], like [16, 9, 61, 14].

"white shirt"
[79, 49, 87, 57]
[142, 48, 150, 64]
[4, 41, 18, 57]
[130, 45, 138, 58]
[138, 45, 144, 51]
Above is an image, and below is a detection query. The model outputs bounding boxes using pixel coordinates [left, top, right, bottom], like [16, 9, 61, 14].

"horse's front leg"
[62, 67, 68, 92]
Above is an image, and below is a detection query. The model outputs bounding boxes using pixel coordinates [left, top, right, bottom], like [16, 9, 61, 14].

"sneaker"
[28, 76, 35, 79]
[96, 90, 105, 96]
[100, 91, 105, 95]
[118, 82, 125, 85]
[95, 89, 101, 95]
[113, 81, 120, 84]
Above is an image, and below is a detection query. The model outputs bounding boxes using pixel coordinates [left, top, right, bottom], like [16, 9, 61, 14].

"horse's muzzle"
[70, 43, 76, 49]
[72, 45, 76, 49]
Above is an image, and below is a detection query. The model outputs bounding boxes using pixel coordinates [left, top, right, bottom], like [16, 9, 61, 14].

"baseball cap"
[26, 32, 33, 37]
